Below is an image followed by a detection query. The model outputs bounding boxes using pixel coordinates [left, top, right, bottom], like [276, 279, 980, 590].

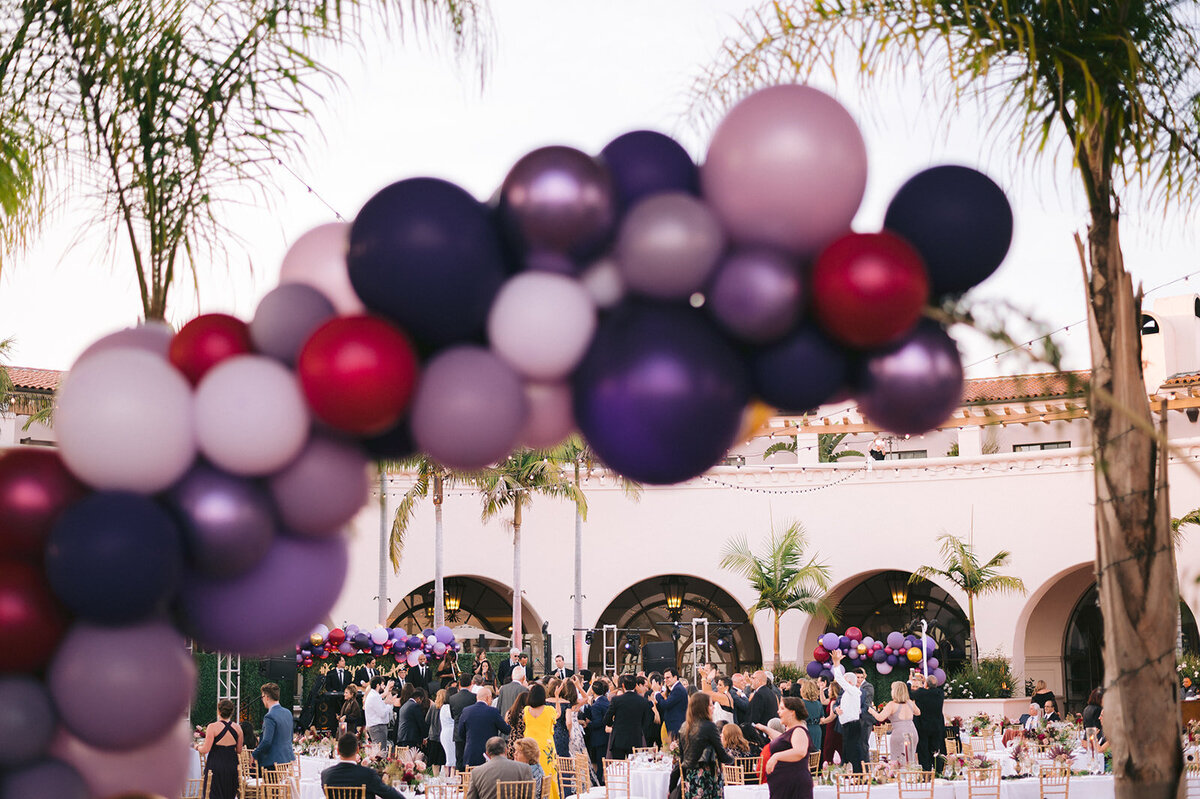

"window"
[883, 450, 927, 460]
[1013, 441, 1070, 452]
[722, 454, 746, 467]
[1142, 314, 1160, 334]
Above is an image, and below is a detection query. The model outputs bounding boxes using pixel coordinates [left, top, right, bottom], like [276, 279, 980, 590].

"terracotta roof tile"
[962, 370, 1089, 404]
[2, 366, 63, 392]
[1162, 372, 1200, 387]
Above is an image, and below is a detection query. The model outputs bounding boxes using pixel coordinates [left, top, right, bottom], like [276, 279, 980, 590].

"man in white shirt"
[364, 677, 399, 745]
[1018, 702, 1043, 730]
[830, 650, 864, 772]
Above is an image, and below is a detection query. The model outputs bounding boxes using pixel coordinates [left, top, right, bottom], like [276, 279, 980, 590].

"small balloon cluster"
[805, 627, 946, 686]
[297, 624, 460, 668]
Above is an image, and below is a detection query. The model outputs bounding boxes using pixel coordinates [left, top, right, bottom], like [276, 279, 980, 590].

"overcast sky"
[2, 0, 1197, 375]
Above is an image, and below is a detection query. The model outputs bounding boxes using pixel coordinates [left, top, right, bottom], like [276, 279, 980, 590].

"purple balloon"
[600, 130, 699, 212]
[838, 636, 851, 649]
[0, 759, 88, 799]
[858, 321, 963, 436]
[932, 668, 947, 684]
[751, 325, 850, 413]
[250, 283, 336, 365]
[167, 464, 276, 578]
[0, 679, 56, 766]
[179, 534, 349, 655]
[886, 654, 899, 666]
[886, 631, 904, 649]
[928, 657, 939, 669]
[572, 303, 749, 485]
[73, 322, 173, 367]
[819, 669, 833, 682]
[499, 146, 616, 266]
[269, 434, 370, 539]
[49, 622, 195, 750]
[708, 249, 804, 343]
[435, 625, 455, 644]
[408, 636, 423, 651]
[615, 193, 725, 300]
[872, 649, 887, 664]
[820, 632, 840, 651]
[338, 642, 354, 655]
[54, 720, 191, 799]
[353, 632, 371, 650]
[924, 638, 937, 654]
[805, 660, 823, 678]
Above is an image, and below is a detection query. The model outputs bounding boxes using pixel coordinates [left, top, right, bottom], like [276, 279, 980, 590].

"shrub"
[771, 663, 804, 684]
[945, 654, 1013, 699]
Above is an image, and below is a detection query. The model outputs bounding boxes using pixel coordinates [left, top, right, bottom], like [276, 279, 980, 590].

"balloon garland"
[297, 624, 460, 668]
[805, 627, 946, 686]
[0, 82, 1011, 798]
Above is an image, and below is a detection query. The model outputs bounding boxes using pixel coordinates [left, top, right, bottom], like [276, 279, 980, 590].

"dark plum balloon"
[250, 283, 336, 365]
[707, 248, 804, 343]
[572, 303, 749, 484]
[348, 177, 506, 348]
[360, 418, 417, 460]
[0, 678, 55, 766]
[0, 448, 87, 560]
[166, 464, 276, 578]
[751, 326, 850, 413]
[884, 165, 1013, 296]
[0, 759, 88, 799]
[45, 492, 184, 624]
[857, 321, 964, 436]
[0, 562, 66, 673]
[600, 130, 699, 212]
[499, 146, 616, 266]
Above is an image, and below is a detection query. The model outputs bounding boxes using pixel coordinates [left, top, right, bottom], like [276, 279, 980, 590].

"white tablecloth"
[630, 765, 672, 799]
[725, 775, 1115, 799]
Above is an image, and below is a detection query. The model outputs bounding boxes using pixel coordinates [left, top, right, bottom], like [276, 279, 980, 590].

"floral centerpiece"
[1045, 744, 1072, 765]
[940, 754, 991, 781]
[295, 728, 337, 758]
[968, 713, 995, 737]
[194, 724, 206, 747]
[367, 746, 429, 788]
[1044, 721, 1077, 749]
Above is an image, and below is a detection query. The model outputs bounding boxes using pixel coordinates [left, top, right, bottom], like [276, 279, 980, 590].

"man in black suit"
[654, 668, 688, 740]
[450, 675, 483, 724]
[857, 669, 876, 760]
[356, 655, 381, 688]
[911, 672, 946, 772]
[551, 655, 574, 681]
[747, 670, 779, 725]
[497, 648, 522, 685]
[586, 678, 611, 784]
[398, 688, 429, 748]
[456, 687, 511, 768]
[322, 733, 403, 798]
[326, 656, 354, 695]
[604, 675, 651, 760]
[408, 654, 432, 692]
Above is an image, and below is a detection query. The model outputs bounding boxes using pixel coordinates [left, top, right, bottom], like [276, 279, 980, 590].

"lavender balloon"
[49, 622, 196, 750]
[179, 534, 349, 655]
[250, 283, 337, 365]
[168, 464, 276, 578]
[499, 146, 616, 264]
[519, 382, 575, 449]
[615, 193, 725, 300]
[0, 679, 56, 766]
[54, 719, 192, 799]
[600, 130, 699, 212]
[269, 434, 370, 539]
[0, 760, 88, 799]
[73, 322, 173, 367]
[858, 321, 964, 435]
[708, 249, 804, 342]
[820, 632, 840, 651]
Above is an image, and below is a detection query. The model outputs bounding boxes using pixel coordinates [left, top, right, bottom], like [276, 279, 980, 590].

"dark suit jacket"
[456, 702, 512, 767]
[551, 667, 575, 680]
[449, 688, 476, 723]
[356, 666, 381, 687]
[748, 687, 778, 726]
[498, 659, 519, 685]
[587, 695, 611, 750]
[656, 683, 688, 735]
[860, 682, 876, 728]
[408, 664, 432, 692]
[464, 756, 534, 799]
[604, 691, 651, 752]
[398, 699, 429, 746]
[326, 668, 355, 694]
[322, 761, 404, 799]
[911, 685, 944, 732]
[730, 690, 750, 724]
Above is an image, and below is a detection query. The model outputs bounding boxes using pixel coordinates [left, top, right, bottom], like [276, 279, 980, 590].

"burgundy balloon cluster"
[296, 623, 459, 668]
[805, 627, 945, 685]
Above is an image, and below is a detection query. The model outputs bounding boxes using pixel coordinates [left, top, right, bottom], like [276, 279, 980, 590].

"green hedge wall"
[190, 653, 293, 732]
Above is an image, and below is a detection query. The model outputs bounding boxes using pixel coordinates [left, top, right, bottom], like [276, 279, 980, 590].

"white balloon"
[73, 322, 174, 367]
[519, 382, 575, 449]
[487, 272, 597, 381]
[56, 348, 195, 493]
[278, 222, 365, 315]
[580, 257, 626, 309]
[194, 355, 310, 476]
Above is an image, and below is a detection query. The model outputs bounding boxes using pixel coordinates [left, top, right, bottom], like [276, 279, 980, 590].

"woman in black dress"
[1082, 688, 1103, 735]
[198, 699, 243, 799]
[1030, 681, 1057, 714]
[679, 692, 733, 799]
[340, 686, 365, 736]
[766, 697, 812, 799]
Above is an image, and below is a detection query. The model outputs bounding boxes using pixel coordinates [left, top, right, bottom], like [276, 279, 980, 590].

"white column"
[958, 426, 983, 457]
[796, 433, 820, 463]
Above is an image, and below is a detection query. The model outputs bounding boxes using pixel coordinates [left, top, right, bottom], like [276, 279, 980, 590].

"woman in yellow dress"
[523, 683, 560, 799]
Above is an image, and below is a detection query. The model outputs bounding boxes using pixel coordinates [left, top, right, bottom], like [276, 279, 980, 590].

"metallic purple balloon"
[499, 146, 616, 265]
[0, 759, 88, 799]
[615, 193, 726, 300]
[857, 321, 964, 435]
[0, 678, 56, 766]
[178, 534, 349, 655]
[600, 130, 699, 212]
[250, 283, 337, 365]
[167, 464, 276, 578]
[707, 248, 804, 342]
[269, 434, 370, 538]
[49, 622, 196, 750]
[572, 303, 749, 484]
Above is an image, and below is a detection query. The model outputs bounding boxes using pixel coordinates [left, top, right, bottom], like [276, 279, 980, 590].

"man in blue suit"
[253, 682, 295, 768]
[654, 668, 687, 740]
[585, 678, 611, 784]
[455, 687, 511, 768]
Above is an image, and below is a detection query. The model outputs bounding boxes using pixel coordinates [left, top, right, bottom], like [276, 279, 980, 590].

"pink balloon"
[702, 85, 867, 256]
[54, 718, 191, 799]
[519, 382, 575, 449]
[278, 222, 366, 315]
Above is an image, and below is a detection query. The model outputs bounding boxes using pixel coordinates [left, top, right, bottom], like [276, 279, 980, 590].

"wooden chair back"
[736, 756, 762, 785]
[497, 780, 537, 799]
[260, 786, 291, 799]
[722, 764, 744, 785]
[1038, 765, 1070, 799]
[460, 770, 473, 793]
[808, 751, 820, 774]
[181, 772, 211, 799]
[835, 772, 872, 799]
[325, 788, 368, 799]
[967, 737, 989, 756]
[632, 747, 656, 755]
[604, 759, 630, 798]
[944, 737, 961, 755]
[1184, 762, 1200, 799]
[425, 785, 459, 799]
[966, 766, 1002, 799]
[896, 770, 935, 799]
[557, 755, 582, 796]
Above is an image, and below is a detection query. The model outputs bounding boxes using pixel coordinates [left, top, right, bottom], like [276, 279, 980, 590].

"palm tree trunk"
[773, 612, 781, 668]
[1082, 141, 1181, 799]
[378, 468, 388, 624]
[512, 502, 523, 651]
[573, 460, 584, 670]
[433, 475, 445, 629]
[967, 594, 978, 670]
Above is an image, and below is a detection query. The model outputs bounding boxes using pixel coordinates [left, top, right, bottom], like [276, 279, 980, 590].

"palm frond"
[975, 575, 1028, 597]
[763, 439, 797, 459]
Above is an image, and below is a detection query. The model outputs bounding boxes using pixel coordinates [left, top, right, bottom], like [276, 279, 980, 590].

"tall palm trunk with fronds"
[511, 501, 523, 650]
[433, 474, 445, 628]
[573, 458, 584, 668]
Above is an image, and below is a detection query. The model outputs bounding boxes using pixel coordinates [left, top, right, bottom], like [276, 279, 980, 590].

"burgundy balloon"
[0, 561, 68, 673]
[0, 759, 88, 799]
[48, 622, 195, 750]
[499, 146, 616, 265]
[857, 321, 964, 435]
[707, 248, 804, 343]
[268, 434, 370, 538]
[178, 534, 349, 655]
[53, 720, 192, 799]
[0, 449, 87, 559]
[0, 678, 56, 766]
[166, 464, 276, 578]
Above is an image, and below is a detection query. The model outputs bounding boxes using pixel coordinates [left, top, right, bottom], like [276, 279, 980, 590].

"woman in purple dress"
[765, 697, 813, 799]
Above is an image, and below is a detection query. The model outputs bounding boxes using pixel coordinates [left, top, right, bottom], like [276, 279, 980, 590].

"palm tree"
[694, 6, 1195, 793]
[477, 449, 586, 650]
[0, 336, 15, 413]
[1171, 509, 1200, 547]
[720, 520, 835, 666]
[765, 433, 863, 462]
[910, 534, 1026, 670]
[0, 0, 486, 318]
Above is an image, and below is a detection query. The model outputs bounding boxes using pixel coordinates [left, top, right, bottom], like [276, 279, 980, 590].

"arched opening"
[803, 570, 970, 673]
[589, 575, 763, 676]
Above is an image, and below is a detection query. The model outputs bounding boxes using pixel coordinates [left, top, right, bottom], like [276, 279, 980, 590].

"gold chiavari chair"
[260, 785, 291, 799]
[722, 764, 744, 785]
[944, 738, 961, 755]
[541, 774, 556, 799]
[238, 750, 263, 799]
[460, 769, 473, 793]
[603, 759, 631, 799]
[835, 772, 872, 799]
[1038, 765, 1070, 799]
[875, 723, 892, 756]
[896, 770, 935, 799]
[967, 737, 989, 756]
[263, 766, 297, 799]
[965, 766, 1002, 799]
[808, 751, 820, 775]
[325, 788, 368, 799]
[425, 785, 458, 799]
[1185, 762, 1200, 799]
[497, 780, 537, 799]
[181, 771, 212, 799]
[557, 755, 582, 797]
[632, 747, 656, 756]
[736, 757, 762, 785]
